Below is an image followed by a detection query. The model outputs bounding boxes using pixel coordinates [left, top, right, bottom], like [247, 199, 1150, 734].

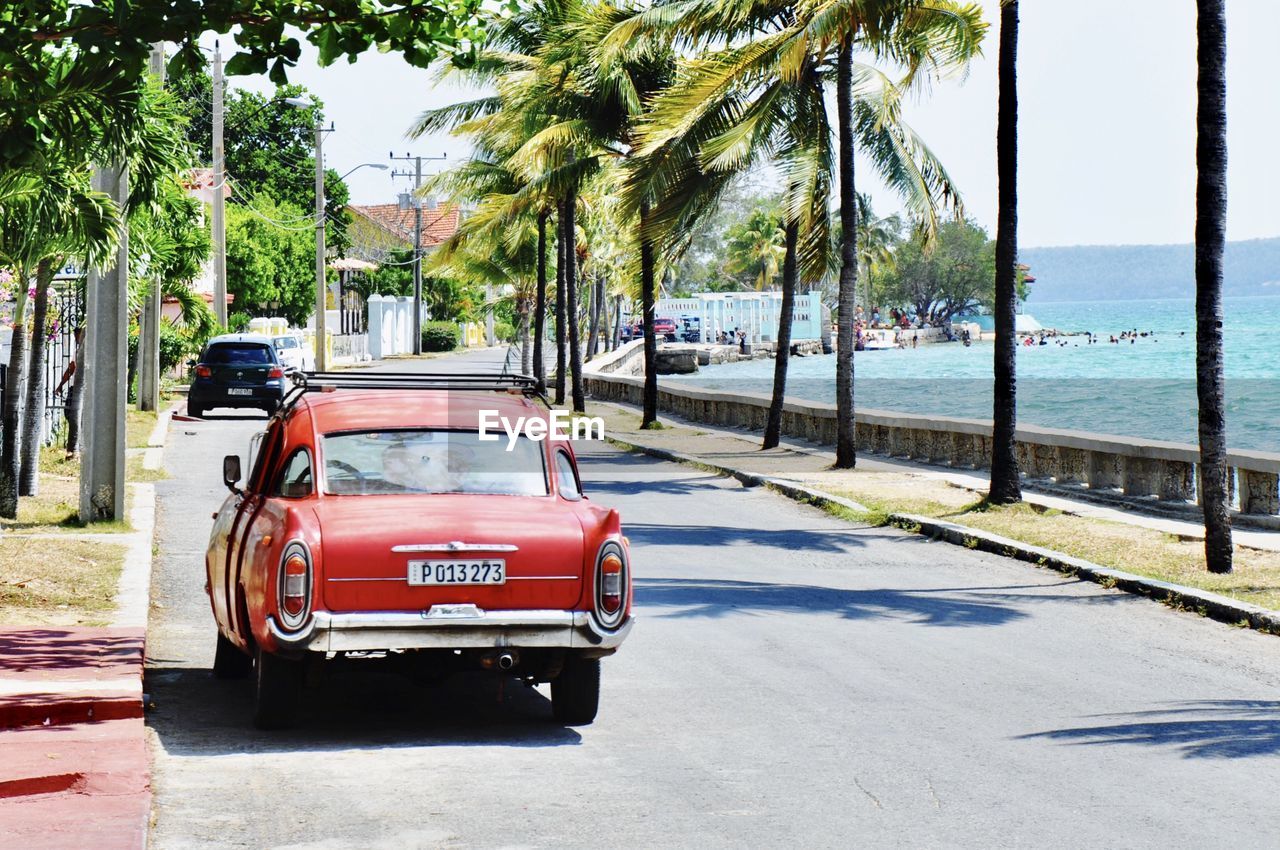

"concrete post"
[367, 294, 384, 359]
[137, 275, 161, 411]
[382, 298, 396, 355]
[485, 284, 495, 347]
[396, 296, 412, 353]
[80, 164, 128, 523]
[138, 44, 164, 412]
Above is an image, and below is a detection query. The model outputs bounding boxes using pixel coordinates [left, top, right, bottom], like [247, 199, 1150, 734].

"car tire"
[188, 402, 204, 418]
[551, 655, 599, 725]
[213, 632, 251, 680]
[253, 647, 304, 730]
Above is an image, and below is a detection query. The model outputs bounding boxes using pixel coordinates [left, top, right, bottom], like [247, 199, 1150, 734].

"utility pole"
[80, 162, 129, 523]
[314, 115, 327, 371]
[137, 43, 165, 412]
[391, 152, 445, 355]
[211, 42, 227, 327]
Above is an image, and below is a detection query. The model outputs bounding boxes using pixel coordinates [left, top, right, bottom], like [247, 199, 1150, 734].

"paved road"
[146, 350, 1280, 848]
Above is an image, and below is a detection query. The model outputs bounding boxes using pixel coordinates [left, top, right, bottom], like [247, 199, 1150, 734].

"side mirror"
[186, 358, 197, 368]
[222, 455, 242, 493]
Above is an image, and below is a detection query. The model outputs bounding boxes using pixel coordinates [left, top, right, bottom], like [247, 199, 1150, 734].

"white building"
[655, 291, 829, 344]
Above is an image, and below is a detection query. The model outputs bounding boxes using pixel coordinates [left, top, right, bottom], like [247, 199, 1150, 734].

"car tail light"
[268, 366, 284, 379]
[593, 542, 627, 630]
[277, 543, 312, 630]
[195, 365, 211, 378]
[600, 553, 623, 614]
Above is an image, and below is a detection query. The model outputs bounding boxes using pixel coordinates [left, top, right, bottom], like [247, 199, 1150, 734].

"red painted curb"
[0, 693, 143, 730]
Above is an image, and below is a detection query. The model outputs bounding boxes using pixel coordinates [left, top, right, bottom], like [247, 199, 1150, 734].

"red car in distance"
[207, 372, 633, 729]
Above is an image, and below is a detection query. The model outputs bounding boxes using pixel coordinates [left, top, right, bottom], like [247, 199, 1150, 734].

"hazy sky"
[217, 0, 1278, 249]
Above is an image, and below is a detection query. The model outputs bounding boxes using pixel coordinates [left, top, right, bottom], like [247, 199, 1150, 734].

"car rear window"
[321, 430, 548, 497]
[273, 337, 299, 350]
[206, 343, 273, 365]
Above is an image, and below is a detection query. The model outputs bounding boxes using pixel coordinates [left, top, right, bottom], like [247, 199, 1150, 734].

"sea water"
[664, 295, 1280, 452]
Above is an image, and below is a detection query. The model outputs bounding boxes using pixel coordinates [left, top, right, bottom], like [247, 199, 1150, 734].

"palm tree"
[623, 0, 976, 449]
[0, 169, 120, 515]
[988, 0, 1021, 503]
[724, 206, 787, 291]
[426, 223, 539, 373]
[824, 2, 986, 468]
[409, 0, 574, 394]
[1196, 0, 1232, 573]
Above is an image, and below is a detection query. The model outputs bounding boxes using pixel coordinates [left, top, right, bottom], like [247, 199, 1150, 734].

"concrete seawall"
[585, 340, 1280, 520]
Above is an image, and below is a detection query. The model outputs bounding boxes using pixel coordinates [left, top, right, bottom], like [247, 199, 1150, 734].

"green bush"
[421, 321, 459, 352]
[158, 321, 191, 373]
[227, 311, 251, 333]
[495, 320, 516, 343]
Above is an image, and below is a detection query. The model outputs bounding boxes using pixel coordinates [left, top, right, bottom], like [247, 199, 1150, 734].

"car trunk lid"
[316, 496, 585, 612]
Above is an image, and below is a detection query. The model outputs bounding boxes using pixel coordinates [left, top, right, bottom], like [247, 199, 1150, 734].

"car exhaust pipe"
[497, 652, 516, 671]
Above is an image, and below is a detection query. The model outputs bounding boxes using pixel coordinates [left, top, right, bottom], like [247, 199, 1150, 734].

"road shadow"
[623, 521, 870, 553]
[144, 664, 582, 757]
[1019, 700, 1280, 759]
[587, 476, 726, 497]
[0, 628, 142, 673]
[187, 411, 273, 422]
[635, 577, 1026, 627]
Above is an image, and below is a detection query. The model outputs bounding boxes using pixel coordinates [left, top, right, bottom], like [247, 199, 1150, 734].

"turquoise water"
[666, 296, 1280, 452]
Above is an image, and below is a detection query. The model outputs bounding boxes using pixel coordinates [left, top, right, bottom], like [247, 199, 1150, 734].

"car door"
[223, 422, 286, 640]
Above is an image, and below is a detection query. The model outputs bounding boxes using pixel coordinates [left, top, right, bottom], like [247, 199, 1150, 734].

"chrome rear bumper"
[267, 608, 632, 656]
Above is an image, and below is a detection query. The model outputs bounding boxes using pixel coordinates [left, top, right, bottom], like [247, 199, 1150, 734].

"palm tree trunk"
[640, 201, 659, 428]
[519, 299, 532, 375]
[834, 41, 858, 468]
[19, 260, 54, 497]
[554, 200, 567, 405]
[598, 279, 612, 355]
[764, 219, 800, 450]
[534, 209, 548, 393]
[585, 270, 598, 363]
[611, 296, 622, 351]
[564, 188, 585, 412]
[0, 284, 30, 518]
[1196, 0, 1232, 573]
[989, 0, 1022, 504]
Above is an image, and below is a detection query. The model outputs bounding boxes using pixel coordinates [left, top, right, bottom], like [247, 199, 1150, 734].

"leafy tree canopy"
[167, 68, 352, 253]
[224, 194, 316, 327]
[879, 219, 1032, 324]
[0, 0, 489, 169]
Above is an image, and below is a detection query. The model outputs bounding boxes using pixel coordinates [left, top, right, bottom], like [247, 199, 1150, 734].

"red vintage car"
[206, 372, 633, 729]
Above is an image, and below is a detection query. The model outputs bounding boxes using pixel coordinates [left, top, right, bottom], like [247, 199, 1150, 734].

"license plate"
[408, 559, 506, 586]
[227, 388, 253, 396]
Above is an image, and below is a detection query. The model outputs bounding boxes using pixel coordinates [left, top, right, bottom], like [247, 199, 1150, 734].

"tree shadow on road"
[0, 628, 142, 672]
[634, 577, 1026, 627]
[144, 664, 582, 757]
[586, 476, 723, 497]
[623, 522, 874, 553]
[1019, 700, 1280, 759]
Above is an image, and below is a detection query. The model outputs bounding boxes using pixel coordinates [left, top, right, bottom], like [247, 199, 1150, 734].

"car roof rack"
[278, 370, 549, 417]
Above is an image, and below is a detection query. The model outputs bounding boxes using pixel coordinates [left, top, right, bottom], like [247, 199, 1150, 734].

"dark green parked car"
[188, 334, 287, 418]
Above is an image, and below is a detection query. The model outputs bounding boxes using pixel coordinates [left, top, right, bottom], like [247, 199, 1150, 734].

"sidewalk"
[0, 405, 169, 849]
[590, 399, 1280, 629]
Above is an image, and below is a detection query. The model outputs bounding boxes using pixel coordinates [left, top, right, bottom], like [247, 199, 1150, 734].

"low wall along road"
[585, 341, 1280, 521]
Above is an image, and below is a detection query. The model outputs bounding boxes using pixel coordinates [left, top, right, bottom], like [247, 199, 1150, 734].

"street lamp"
[339, 163, 388, 181]
[284, 96, 330, 370]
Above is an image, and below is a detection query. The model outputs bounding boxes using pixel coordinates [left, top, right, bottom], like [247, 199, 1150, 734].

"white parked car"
[272, 333, 314, 373]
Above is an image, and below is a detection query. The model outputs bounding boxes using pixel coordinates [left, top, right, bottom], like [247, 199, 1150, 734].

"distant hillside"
[1020, 237, 1280, 303]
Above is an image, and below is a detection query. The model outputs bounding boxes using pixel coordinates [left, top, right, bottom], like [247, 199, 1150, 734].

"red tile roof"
[348, 203, 461, 248]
